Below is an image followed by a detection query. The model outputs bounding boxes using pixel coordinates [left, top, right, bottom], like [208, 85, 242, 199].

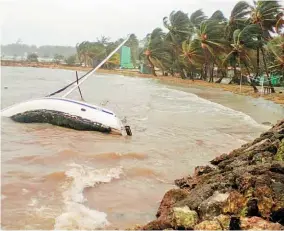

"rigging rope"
[45, 34, 131, 97]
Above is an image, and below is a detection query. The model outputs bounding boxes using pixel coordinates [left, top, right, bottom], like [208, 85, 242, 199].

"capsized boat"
[1, 35, 132, 136]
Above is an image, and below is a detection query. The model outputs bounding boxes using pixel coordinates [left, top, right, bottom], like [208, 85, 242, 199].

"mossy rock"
[275, 140, 284, 161]
[171, 206, 199, 229]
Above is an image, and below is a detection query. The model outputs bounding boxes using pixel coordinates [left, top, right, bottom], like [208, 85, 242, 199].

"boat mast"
[61, 34, 131, 98]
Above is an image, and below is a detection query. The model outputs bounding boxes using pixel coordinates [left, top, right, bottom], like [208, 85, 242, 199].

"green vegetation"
[26, 53, 38, 62]
[65, 55, 77, 66]
[53, 54, 65, 64]
[137, 0, 283, 91]
[75, 35, 139, 69]
[2, 0, 283, 91]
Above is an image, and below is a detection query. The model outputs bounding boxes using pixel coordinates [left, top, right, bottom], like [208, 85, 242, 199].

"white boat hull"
[1, 97, 125, 135]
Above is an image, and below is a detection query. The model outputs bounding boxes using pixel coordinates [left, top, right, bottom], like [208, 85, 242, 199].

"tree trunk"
[203, 64, 208, 81]
[147, 56, 157, 76]
[244, 62, 258, 93]
[215, 69, 226, 83]
[229, 63, 238, 84]
[256, 47, 260, 77]
[261, 47, 275, 93]
[209, 63, 214, 82]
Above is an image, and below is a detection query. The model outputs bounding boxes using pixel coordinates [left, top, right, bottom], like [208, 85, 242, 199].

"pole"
[62, 34, 131, 98]
[240, 75, 242, 92]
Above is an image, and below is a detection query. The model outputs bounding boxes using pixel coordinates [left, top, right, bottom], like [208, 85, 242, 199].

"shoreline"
[136, 119, 284, 230]
[1, 61, 284, 106]
[2, 61, 284, 230]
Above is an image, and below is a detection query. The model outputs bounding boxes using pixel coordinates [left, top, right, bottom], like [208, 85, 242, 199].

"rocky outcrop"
[140, 119, 284, 230]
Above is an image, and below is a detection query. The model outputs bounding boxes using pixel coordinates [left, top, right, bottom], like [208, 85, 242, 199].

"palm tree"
[223, 24, 261, 92]
[126, 34, 139, 67]
[226, 1, 251, 41]
[180, 39, 204, 80]
[190, 9, 208, 29]
[192, 19, 226, 81]
[141, 28, 172, 76]
[267, 36, 284, 78]
[163, 11, 193, 77]
[248, 0, 283, 92]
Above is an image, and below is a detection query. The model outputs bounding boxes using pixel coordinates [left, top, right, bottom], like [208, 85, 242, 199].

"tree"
[223, 24, 261, 92]
[267, 36, 284, 77]
[53, 54, 65, 64]
[163, 10, 193, 77]
[26, 53, 38, 62]
[141, 28, 172, 76]
[125, 34, 139, 67]
[248, 0, 283, 92]
[65, 55, 77, 66]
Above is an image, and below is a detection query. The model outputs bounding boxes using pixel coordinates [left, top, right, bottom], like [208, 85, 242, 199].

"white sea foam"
[54, 163, 123, 230]
[161, 86, 268, 128]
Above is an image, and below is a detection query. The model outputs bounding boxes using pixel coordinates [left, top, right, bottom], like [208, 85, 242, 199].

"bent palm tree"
[249, 0, 283, 92]
[141, 28, 172, 76]
[267, 36, 284, 77]
[223, 24, 261, 92]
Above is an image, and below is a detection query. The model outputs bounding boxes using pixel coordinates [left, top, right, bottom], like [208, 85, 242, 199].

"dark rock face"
[11, 109, 112, 133]
[139, 119, 284, 230]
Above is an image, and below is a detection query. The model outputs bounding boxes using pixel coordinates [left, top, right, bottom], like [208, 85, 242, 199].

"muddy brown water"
[1, 66, 283, 229]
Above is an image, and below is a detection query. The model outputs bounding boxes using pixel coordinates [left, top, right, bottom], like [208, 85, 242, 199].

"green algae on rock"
[172, 206, 199, 229]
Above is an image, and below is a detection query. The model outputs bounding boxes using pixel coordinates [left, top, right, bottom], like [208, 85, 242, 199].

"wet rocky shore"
[135, 119, 284, 230]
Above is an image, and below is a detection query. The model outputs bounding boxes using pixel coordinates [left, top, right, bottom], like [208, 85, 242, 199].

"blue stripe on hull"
[45, 97, 114, 115]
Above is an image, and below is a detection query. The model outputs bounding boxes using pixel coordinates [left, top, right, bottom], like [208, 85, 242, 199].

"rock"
[216, 214, 231, 230]
[210, 153, 229, 165]
[156, 189, 189, 218]
[244, 138, 270, 152]
[171, 206, 198, 229]
[246, 198, 261, 217]
[174, 175, 197, 190]
[222, 191, 247, 215]
[275, 140, 284, 161]
[139, 119, 284, 230]
[229, 216, 242, 230]
[198, 191, 229, 220]
[194, 214, 230, 230]
[194, 219, 222, 230]
[194, 165, 214, 176]
[270, 208, 284, 225]
[141, 219, 172, 230]
[240, 216, 284, 230]
[254, 185, 275, 218]
[175, 183, 217, 211]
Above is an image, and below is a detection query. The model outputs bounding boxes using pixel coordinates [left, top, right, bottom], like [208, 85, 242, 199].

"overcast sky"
[0, 0, 255, 46]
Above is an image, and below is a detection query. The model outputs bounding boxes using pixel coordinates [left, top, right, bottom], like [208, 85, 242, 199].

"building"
[120, 46, 134, 69]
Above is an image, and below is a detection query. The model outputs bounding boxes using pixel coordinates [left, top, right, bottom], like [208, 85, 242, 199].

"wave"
[159, 86, 268, 128]
[8, 151, 148, 167]
[90, 152, 147, 161]
[125, 167, 162, 179]
[54, 163, 122, 230]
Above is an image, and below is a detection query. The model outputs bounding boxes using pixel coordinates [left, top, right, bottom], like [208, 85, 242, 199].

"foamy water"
[1, 66, 283, 229]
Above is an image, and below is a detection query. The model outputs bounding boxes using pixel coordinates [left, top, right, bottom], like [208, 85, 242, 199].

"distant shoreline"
[1, 60, 284, 106]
